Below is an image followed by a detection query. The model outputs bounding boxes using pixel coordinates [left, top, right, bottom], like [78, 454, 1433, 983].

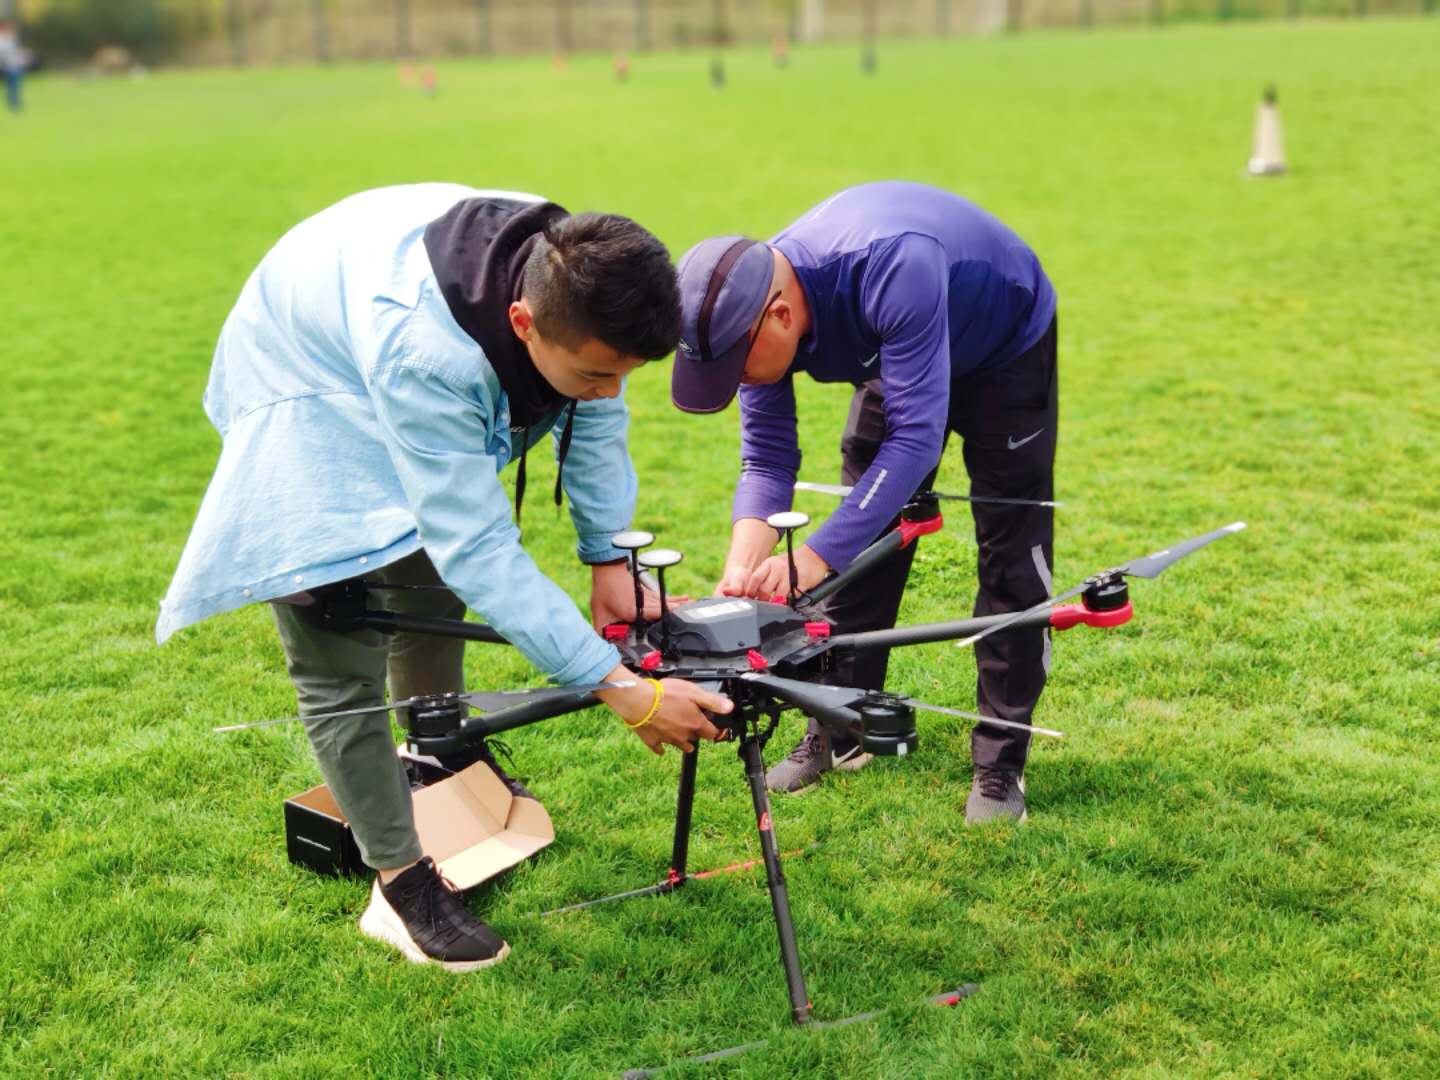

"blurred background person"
[0, 18, 26, 112]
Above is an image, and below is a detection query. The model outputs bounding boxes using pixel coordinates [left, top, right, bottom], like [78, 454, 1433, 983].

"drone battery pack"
[283, 751, 555, 882]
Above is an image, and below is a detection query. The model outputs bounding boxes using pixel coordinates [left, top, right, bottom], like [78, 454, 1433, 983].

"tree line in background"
[11, 1, 206, 63]
[7, 0, 1434, 67]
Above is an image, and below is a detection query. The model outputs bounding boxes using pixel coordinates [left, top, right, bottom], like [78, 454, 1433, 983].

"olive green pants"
[271, 550, 464, 871]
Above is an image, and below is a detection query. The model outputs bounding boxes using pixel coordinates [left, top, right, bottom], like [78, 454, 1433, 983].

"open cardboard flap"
[409, 762, 554, 889]
[286, 758, 553, 886]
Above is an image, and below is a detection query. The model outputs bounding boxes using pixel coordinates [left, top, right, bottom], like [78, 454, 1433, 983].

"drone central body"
[613, 596, 829, 677]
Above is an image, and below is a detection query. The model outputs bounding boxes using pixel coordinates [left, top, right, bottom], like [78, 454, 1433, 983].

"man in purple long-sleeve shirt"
[671, 181, 1058, 823]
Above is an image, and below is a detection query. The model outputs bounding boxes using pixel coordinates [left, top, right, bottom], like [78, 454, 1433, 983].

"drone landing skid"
[546, 707, 821, 1025]
[621, 984, 980, 1079]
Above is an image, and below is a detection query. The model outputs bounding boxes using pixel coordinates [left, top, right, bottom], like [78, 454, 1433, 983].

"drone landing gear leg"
[739, 733, 812, 1024]
[665, 746, 699, 889]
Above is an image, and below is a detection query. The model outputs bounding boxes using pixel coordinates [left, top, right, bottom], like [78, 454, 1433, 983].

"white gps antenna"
[637, 548, 683, 621]
[766, 511, 811, 603]
[611, 530, 655, 628]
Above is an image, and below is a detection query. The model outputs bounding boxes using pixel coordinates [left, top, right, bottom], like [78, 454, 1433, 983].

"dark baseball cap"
[671, 236, 775, 414]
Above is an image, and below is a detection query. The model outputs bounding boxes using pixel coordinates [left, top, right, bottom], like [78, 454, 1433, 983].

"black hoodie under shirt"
[423, 197, 579, 521]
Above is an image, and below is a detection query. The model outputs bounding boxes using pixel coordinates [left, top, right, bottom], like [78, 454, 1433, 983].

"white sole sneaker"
[358, 881, 510, 972]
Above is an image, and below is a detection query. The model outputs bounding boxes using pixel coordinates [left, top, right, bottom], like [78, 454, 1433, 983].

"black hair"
[521, 212, 681, 360]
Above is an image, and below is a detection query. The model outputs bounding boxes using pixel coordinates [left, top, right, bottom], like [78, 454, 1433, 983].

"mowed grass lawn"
[2, 19, 1438, 1078]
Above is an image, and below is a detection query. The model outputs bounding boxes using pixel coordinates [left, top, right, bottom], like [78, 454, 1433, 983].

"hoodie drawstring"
[553, 400, 578, 509]
[513, 401, 578, 523]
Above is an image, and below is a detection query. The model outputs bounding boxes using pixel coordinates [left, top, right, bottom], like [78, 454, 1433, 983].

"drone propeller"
[739, 673, 1064, 739]
[795, 480, 1063, 510]
[214, 680, 637, 734]
[953, 521, 1247, 652]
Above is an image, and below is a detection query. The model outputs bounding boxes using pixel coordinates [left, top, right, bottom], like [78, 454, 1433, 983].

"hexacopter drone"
[233, 492, 1245, 1033]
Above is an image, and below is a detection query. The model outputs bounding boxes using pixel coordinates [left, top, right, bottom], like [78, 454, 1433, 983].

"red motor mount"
[1049, 600, 1133, 630]
[898, 514, 943, 547]
[898, 493, 944, 547]
[1050, 571, 1133, 631]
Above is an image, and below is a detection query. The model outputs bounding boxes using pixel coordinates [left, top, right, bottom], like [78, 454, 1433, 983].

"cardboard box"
[284, 753, 554, 884]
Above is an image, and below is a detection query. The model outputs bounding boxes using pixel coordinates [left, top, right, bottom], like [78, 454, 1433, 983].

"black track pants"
[814, 317, 1058, 772]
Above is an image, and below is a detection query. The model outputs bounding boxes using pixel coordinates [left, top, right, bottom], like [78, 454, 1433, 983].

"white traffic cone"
[1247, 85, 1287, 176]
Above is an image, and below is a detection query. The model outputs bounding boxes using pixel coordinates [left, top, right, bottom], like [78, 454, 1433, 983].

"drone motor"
[856, 693, 919, 757]
[1082, 571, 1129, 612]
[403, 692, 468, 756]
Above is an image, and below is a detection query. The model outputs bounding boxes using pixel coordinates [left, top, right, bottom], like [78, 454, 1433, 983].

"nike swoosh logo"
[860, 352, 879, 368]
[1007, 429, 1044, 450]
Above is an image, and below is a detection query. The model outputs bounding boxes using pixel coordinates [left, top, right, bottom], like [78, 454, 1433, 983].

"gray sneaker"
[965, 766, 1027, 824]
[765, 730, 874, 794]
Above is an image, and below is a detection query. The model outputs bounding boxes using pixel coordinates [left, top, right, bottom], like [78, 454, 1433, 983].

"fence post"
[1008, 0, 1024, 32]
[1286, 0, 1298, 17]
[311, 0, 331, 63]
[936, 0, 950, 34]
[476, 0, 492, 54]
[557, 0, 573, 53]
[395, 0, 412, 57]
[227, 0, 246, 66]
[1080, 0, 1094, 26]
[861, 0, 876, 70]
[1151, 0, 1165, 23]
[635, 0, 651, 50]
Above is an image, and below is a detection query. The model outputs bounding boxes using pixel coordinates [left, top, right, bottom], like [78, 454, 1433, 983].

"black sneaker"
[965, 766, 1027, 825]
[765, 729, 874, 794]
[358, 856, 510, 971]
[437, 739, 535, 799]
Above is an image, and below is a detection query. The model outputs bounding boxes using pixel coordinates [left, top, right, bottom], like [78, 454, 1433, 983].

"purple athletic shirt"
[733, 181, 1056, 572]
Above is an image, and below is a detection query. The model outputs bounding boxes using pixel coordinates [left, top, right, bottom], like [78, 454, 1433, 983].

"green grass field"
[3, 19, 1439, 1078]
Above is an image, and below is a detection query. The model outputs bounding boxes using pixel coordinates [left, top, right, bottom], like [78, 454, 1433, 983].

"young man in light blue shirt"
[160, 185, 730, 971]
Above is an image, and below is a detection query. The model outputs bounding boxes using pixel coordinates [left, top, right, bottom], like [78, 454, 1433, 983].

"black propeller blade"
[954, 521, 1247, 652]
[739, 673, 1063, 738]
[215, 680, 636, 733]
[1117, 521, 1248, 579]
[795, 480, 1063, 509]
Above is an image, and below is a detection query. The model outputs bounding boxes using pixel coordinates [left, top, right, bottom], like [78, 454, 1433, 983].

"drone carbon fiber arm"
[826, 605, 1066, 653]
[802, 510, 943, 607]
[360, 608, 509, 644]
[455, 687, 608, 737]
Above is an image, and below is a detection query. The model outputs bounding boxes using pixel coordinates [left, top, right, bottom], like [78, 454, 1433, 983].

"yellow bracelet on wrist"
[625, 678, 664, 730]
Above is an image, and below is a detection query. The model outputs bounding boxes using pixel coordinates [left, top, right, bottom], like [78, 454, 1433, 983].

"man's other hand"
[591, 560, 689, 629]
[743, 544, 830, 599]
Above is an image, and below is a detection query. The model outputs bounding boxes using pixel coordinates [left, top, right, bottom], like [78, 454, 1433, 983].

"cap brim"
[671, 334, 749, 415]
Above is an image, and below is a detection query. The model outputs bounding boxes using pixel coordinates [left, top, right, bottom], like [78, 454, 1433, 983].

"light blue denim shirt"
[157, 184, 633, 687]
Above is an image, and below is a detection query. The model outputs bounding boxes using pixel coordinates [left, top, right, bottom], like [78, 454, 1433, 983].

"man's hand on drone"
[596, 667, 731, 754]
[714, 562, 753, 597]
[744, 544, 831, 599]
[590, 560, 689, 628]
